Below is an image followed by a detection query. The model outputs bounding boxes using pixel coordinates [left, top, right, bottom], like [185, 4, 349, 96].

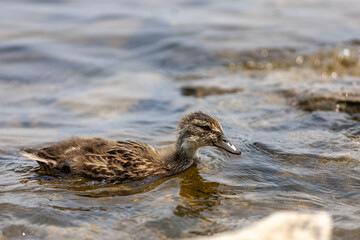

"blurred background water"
[0, 0, 360, 239]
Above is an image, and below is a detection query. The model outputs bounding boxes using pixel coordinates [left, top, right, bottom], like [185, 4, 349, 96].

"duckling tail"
[20, 150, 57, 171]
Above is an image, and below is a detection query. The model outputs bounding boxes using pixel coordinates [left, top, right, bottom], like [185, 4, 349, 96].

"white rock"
[194, 211, 332, 240]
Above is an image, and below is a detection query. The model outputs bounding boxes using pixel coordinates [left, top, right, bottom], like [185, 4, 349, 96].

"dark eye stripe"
[196, 125, 211, 131]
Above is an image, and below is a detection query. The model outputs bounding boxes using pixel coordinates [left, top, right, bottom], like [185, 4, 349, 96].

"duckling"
[20, 111, 241, 182]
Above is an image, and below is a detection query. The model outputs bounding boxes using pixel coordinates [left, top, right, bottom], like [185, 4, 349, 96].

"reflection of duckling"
[20, 111, 241, 182]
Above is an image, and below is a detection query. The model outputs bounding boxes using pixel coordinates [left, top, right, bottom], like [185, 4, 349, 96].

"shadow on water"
[22, 167, 173, 197]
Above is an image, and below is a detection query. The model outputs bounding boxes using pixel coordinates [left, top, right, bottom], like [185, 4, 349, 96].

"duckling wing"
[20, 137, 112, 172]
[80, 141, 166, 181]
[113, 141, 155, 154]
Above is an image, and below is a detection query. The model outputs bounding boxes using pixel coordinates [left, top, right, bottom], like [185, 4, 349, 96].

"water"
[1, 0, 360, 239]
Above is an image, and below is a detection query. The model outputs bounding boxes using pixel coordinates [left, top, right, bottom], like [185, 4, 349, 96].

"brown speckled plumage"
[20, 111, 241, 182]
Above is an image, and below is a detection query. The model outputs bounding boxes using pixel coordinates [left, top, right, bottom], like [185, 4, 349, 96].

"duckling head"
[176, 111, 241, 159]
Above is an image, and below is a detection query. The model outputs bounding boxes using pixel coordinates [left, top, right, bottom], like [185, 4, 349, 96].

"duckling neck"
[176, 139, 199, 161]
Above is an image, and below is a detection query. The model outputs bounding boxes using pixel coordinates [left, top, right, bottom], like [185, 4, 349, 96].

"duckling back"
[21, 137, 170, 182]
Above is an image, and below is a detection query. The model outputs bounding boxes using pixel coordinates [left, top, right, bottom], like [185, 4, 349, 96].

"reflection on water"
[1, 0, 360, 239]
[175, 164, 221, 218]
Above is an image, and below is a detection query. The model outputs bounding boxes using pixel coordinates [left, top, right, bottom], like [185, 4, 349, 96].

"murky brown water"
[1, 0, 360, 239]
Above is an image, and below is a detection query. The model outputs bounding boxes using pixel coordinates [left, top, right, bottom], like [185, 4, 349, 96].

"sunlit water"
[1, 0, 360, 239]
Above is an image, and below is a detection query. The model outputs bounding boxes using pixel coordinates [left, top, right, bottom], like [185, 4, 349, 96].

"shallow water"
[1, 0, 360, 239]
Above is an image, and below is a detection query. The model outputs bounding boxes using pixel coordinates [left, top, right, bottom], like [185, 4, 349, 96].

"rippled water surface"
[1, 0, 360, 239]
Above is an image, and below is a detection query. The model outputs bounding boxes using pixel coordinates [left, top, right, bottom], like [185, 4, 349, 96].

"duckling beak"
[214, 135, 241, 155]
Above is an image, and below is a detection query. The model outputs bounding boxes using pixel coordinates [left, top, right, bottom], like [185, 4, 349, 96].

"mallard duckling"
[20, 111, 241, 182]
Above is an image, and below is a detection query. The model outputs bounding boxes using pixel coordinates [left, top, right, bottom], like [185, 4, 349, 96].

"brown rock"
[279, 89, 360, 113]
[296, 91, 360, 113]
[181, 86, 243, 98]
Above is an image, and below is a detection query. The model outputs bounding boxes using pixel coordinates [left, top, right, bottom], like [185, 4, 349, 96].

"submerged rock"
[194, 211, 332, 240]
[181, 86, 243, 98]
[296, 92, 360, 113]
[279, 89, 360, 113]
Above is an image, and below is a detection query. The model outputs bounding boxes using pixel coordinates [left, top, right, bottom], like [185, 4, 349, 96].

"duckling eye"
[198, 125, 212, 131]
